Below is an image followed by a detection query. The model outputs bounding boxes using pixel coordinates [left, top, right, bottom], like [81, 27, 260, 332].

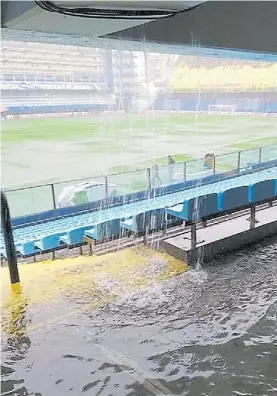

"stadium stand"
[170, 59, 277, 91]
[1, 164, 276, 258]
[1, 42, 176, 115]
[1, 40, 117, 115]
[151, 57, 277, 113]
[1, 41, 277, 116]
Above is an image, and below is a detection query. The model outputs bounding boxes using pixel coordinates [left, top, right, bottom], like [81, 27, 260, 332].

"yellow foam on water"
[1, 247, 188, 336]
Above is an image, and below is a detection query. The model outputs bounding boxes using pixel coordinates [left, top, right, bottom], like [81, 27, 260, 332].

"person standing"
[168, 155, 176, 181]
[168, 155, 176, 165]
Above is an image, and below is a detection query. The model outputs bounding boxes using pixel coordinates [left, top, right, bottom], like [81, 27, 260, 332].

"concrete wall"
[190, 219, 277, 264]
[162, 219, 277, 266]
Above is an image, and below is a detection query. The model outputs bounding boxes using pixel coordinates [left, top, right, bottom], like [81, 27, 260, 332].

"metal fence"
[3, 144, 277, 218]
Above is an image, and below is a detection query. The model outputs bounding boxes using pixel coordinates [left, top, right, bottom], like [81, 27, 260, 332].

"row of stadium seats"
[2, 42, 106, 74]
[4, 103, 117, 114]
[1, 82, 106, 90]
[1, 167, 276, 258]
[3, 61, 103, 74]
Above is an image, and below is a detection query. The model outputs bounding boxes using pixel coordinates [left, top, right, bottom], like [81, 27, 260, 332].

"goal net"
[208, 105, 237, 114]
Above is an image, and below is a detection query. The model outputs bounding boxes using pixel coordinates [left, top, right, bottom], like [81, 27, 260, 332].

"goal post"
[208, 104, 237, 114]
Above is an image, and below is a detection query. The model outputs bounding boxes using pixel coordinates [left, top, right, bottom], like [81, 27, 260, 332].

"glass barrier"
[215, 152, 239, 175]
[5, 185, 54, 218]
[54, 176, 106, 209]
[4, 144, 276, 219]
[169, 163, 186, 184]
[185, 158, 210, 181]
[107, 169, 149, 198]
[261, 144, 277, 163]
[239, 148, 260, 169]
[151, 163, 185, 188]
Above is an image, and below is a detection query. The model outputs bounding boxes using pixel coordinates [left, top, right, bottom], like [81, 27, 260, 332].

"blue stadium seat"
[85, 219, 120, 241]
[60, 226, 89, 246]
[120, 212, 150, 233]
[6, 166, 277, 253]
[218, 186, 249, 211]
[35, 233, 66, 251]
[249, 179, 276, 203]
[166, 193, 218, 221]
[121, 210, 165, 233]
[17, 241, 39, 256]
[120, 217, 135, 232]
[7, 103, 116, 116]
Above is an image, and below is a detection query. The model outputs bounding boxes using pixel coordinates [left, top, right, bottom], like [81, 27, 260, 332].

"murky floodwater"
[1, 238, 277, 396]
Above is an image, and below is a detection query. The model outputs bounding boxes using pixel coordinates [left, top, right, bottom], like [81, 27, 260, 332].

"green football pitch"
[2, 113, 277, 186]
[1, 113, 277, 217]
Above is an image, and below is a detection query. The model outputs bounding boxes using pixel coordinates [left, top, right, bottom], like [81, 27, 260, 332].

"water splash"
[185, 267, 208, 285]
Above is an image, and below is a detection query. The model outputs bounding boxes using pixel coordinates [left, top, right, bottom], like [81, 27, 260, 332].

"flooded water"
[1, 238, 277, 396]
[2, 114, 277, 187]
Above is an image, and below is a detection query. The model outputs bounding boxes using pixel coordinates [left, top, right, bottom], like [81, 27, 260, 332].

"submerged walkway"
[1, 247, 187, 330]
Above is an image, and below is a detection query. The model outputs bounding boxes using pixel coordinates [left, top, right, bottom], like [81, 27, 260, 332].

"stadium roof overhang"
[2, 1, 277, 60]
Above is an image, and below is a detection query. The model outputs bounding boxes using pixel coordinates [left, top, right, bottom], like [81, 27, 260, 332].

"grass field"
[2, 113, 277, 187]
[1, 113, 277, 217]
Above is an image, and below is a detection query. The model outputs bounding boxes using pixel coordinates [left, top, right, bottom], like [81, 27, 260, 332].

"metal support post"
[1, 191, 20, 286]
[250, 205, 256, 229]
[191, 223, 197, 249]
[258, 147, 262, 163]
[143, 212, 151, 245]
[213, 156, 216, 176]
[163, 211, 168, 235]
[184, 162, 187, 183]
[104, 176, 109, 208]
[147, 168, 151, 199]
[237, 151, 241, 172]
[104, 176, 108, 200]
[50, 184, 56, 210]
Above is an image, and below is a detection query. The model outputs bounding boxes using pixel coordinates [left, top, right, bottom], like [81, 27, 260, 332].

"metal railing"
[3, 144, 277, 219]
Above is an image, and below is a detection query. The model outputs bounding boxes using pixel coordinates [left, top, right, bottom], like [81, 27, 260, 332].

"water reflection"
[1, 289, 31, 396]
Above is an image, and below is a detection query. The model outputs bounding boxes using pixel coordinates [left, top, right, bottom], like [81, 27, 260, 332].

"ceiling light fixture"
[35, 1, 205, 20]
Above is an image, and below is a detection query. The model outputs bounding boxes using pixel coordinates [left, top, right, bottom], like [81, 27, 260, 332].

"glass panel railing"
[151, 163, 185, 188]
[186, 158, 213, 181]
[107, 169, 149, 199]
[4, 144, 276, 219]
[261, 144, 277, 163]
[239, 148, 260, 169]
[5, 185, 54, 218]
[54, 176, 107, 209]
[215, 152, 239, 175]
[169, 163, 186, 184]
